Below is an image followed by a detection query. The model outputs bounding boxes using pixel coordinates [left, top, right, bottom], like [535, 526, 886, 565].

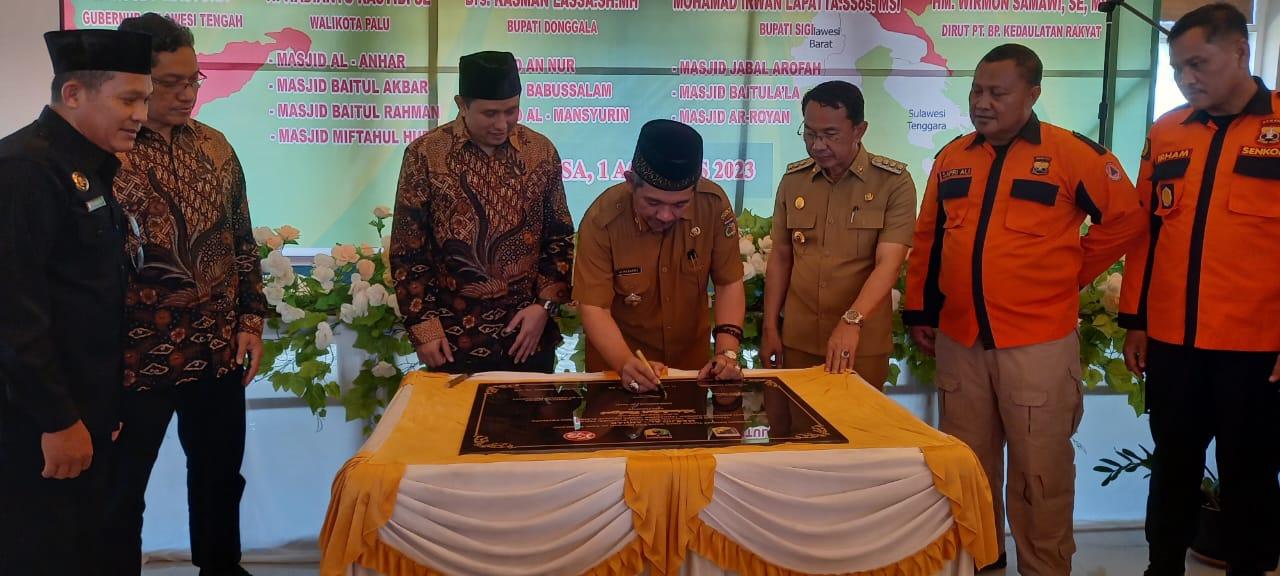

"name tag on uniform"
[614, 267, 641, 277]
[85, 196, 107, 212]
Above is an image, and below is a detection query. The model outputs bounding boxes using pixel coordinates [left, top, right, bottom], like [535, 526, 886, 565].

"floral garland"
[258, 209, 1144, 428]
[734, 209, 772, 363]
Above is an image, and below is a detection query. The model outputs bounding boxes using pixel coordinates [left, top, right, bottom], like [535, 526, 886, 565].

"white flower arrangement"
[735, 210, 773, 365]
[255, 206, 1143, 429]
[255, 207, 418, 428]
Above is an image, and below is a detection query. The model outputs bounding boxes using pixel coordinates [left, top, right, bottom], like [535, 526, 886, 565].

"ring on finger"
[840, 349, 850, 359]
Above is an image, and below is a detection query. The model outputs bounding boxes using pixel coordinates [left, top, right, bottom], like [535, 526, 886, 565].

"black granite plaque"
[460, 377, 848, 454]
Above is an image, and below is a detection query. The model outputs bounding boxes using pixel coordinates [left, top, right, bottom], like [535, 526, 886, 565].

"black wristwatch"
[538, 298, 561, 317]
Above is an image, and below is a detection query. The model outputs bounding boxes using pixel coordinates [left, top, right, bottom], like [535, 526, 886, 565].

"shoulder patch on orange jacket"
[935, 134, 963, 159]
[1071, 131, 1108, 155]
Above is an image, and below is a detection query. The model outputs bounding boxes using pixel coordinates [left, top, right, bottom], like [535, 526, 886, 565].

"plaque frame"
[460, 377, 849, 455]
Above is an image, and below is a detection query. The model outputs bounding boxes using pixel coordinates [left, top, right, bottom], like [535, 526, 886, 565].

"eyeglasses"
[152, 71, 207, 92]
[798, 126, 844, 144]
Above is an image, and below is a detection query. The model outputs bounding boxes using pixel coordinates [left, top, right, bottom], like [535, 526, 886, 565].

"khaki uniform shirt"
[769, 146, 917, 357]
[574, 178, 743, 370]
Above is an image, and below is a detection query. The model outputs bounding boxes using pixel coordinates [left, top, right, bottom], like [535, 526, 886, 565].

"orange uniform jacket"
[1119, 79, 1280, 352]
[904, 115, 1145, 349]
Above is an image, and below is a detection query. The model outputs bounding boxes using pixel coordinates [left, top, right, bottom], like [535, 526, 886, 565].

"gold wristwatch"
[841, 308, 865, 327]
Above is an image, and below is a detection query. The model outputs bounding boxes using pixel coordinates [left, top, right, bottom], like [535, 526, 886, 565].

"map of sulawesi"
[66, 0, 1153, 246]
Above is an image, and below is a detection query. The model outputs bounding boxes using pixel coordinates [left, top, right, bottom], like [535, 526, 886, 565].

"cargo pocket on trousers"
[936, 373, 960, 421]
[1011, 389, 1048, 435]
[1068, 362, 1084, 435]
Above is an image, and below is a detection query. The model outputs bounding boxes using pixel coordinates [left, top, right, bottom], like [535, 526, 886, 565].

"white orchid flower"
[264, 284, 286, 307]
[314, 321, 334, 349]
[366, 284, 388, 307]
[276, 302, 306, 324]
[313, 253, 336, 270]
[371, 361, 397, 378]
[252, 226, 274, 244]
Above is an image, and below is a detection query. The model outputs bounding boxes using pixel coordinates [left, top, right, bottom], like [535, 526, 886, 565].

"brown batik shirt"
[114, 120, 267, 391]
[390, 115, 574, 364]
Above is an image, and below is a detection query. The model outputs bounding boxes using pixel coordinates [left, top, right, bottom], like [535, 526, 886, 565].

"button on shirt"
[390, 116, 575, 362]
[769, 146, 917, 357]
[114, 119, 267, 391]
[573, 178, 743, 370]
[0, 107, 131, 435]
[1119, 78, 1280, 351]
[904, 115, 1145, 349]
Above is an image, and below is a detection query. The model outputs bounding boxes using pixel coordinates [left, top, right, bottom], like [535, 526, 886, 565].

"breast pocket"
[938, 177, 971, 229]
[786, 209, 817, 255]
[73, 205, 113, 248]
[1229, 153, 1280, 218]
[613, 266, 653, 300]
[1005, 179, 1060, 237]
[846, 208, 884, 258]
[1151, 157, 1190, 218]
[679, 248, 711, 293]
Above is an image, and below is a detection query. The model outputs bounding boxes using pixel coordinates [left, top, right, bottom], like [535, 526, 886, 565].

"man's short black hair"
[119, 12, 195, 66]
[979, 44, 1043, 87]
[801, 81, 865, 124]
[1169, 2, 1249, 44]
[50, 70, 114, 103]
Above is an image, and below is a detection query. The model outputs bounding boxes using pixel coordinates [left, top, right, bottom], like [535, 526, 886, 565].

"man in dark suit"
[0, 29, 152, 575]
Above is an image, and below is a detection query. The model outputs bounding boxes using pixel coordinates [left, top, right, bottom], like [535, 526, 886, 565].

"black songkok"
[632, 120, 704, 191]
[44, 29, 152, 75]
[458, 51, 521, 100]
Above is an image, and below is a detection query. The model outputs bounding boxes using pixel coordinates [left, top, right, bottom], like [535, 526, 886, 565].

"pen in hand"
[635, 349, 666, 398]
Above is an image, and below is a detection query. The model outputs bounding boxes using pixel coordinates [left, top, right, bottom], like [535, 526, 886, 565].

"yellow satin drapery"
[318, 368, 998, 576]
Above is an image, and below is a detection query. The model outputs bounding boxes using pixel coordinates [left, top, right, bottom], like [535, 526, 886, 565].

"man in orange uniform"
[903, 44, 1144, 574]
[1119, 5, 1280, 575]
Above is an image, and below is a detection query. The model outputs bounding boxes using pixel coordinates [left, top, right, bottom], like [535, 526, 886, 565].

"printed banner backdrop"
[64, 0, 1158, 246]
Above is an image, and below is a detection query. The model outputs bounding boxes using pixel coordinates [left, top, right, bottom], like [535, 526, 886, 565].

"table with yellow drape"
[319, 367, 999, 576]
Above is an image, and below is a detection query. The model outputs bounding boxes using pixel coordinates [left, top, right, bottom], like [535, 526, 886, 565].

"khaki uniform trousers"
[935, 331, 1083, 576]
[782, 347, 891, 392]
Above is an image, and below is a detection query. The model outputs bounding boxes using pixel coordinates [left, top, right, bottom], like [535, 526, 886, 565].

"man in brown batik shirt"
[108, 14, 266, 576]
[390, 51, 575, 374]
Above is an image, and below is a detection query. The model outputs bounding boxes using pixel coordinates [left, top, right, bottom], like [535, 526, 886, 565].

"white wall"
[891, 387, 1153, 530]
[0, 0, 58, 135]
[7, 0, 1278, 554]
[1259, 0, 1280, 86]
